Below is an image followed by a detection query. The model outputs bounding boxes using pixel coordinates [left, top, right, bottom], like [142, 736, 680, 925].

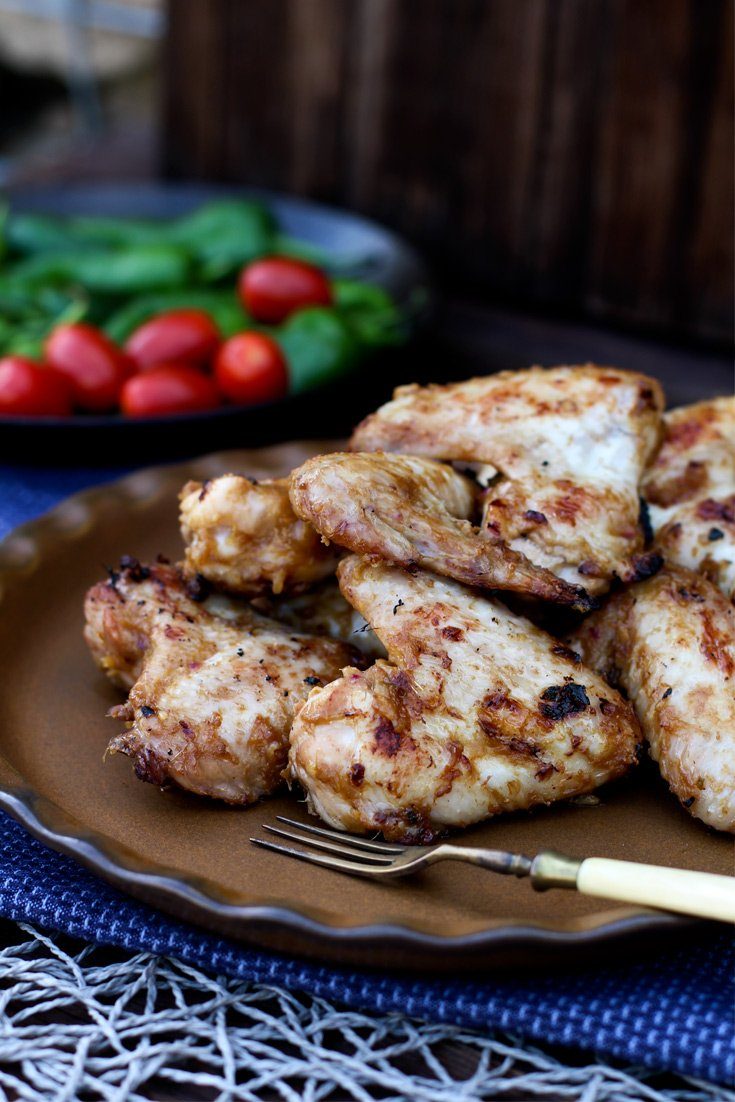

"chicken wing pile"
[84, 365, 735, 836]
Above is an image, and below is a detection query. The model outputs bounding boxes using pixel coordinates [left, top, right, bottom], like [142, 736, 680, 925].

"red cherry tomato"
[45, 323, 132, 412]
[214, 332, 288, 406]
[118, 351, 138, 377]
[238, 257, 332, 323]
[0, 357, 72, 417]
[125, 309, 220, 371]
[120, 363, 221, 418]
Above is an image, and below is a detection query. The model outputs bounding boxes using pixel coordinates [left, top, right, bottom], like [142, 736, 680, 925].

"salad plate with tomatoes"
[0, 184, 428, 461]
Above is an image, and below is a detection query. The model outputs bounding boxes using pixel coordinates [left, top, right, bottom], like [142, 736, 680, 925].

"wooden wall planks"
[163, 0, 734, 343]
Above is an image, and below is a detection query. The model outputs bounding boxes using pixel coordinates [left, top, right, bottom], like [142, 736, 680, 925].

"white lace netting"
[0, 924, 729, 1102]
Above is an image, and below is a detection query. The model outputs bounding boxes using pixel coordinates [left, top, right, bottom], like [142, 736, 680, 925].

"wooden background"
[163, 0, 733, 345]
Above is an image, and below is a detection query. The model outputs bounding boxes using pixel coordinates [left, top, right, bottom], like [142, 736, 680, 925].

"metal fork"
[251, 816, 735, 923]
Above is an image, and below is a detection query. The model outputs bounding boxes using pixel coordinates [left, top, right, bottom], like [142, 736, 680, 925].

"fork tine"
[250, 837, 395, 877]
[263, 824, 394, 863]
[274, 815, 405, 854]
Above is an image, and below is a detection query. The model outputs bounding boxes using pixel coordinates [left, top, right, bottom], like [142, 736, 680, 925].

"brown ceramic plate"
[0, 442, 731, 972]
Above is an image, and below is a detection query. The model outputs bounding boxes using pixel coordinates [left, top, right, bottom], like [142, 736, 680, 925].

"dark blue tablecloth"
[0, 463, 733, 1086]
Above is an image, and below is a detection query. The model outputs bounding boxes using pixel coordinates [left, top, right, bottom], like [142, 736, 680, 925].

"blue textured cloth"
[0, 464, 733, 1086]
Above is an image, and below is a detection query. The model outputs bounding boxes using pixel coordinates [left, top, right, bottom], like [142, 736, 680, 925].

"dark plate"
[1, 184, 429, 463]
[0, 442, 731, 973]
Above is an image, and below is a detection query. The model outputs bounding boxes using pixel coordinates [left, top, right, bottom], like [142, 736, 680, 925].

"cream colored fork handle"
[576, 858, 735, 923]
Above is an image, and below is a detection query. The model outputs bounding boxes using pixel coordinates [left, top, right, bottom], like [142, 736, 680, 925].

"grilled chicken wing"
[288, 556, 640, 841]
[573, 566, 735, 832]
[642, 396, 735, 601]
[84, 559, 360, 804]
[350, 365, 664, 595]
[289, 452, 596, 612]
[180, 474, 339, 597]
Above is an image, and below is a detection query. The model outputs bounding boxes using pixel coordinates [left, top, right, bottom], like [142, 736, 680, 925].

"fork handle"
[533, 853, 735, 923]
[576, 858, 735, 923]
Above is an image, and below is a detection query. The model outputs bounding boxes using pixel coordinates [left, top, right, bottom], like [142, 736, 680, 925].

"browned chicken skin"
[643, 396, 735, 601]
[350, 365, 665, 595]
[289, 556, 641, 842]
[573, 566, 735, 833]
[84, 559, 361, 804]
[289, 451, 597, 612]
[180, 474, 339, 597]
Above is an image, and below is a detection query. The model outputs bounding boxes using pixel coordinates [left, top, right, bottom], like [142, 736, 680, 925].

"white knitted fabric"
[0, 924, 729, 1102]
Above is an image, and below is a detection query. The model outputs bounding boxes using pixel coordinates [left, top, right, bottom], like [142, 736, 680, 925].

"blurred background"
[1, 0, 732, 407]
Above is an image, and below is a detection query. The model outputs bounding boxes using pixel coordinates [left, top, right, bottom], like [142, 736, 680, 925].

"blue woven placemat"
[0, 463, 733, 1086]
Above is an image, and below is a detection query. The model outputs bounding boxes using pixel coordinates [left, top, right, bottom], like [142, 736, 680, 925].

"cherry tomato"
[238, 257, 332, 323]
[125, 309, 220, 371]
[45, 323, 132, 412]
[214, 332, 288, 405]
[120, 363, 221, 418]
[0, 357, 72, 417]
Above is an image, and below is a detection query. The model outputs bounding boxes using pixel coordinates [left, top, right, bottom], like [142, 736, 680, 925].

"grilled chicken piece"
[573, 566, 735, 833]
[350, 365, 665, 595]
[642, 396, 735, 601]
[84, 559, 360, 804]
[180, 474, 339, 597]
[288, 556, 640, 841]
[289, 452, 596, 612]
